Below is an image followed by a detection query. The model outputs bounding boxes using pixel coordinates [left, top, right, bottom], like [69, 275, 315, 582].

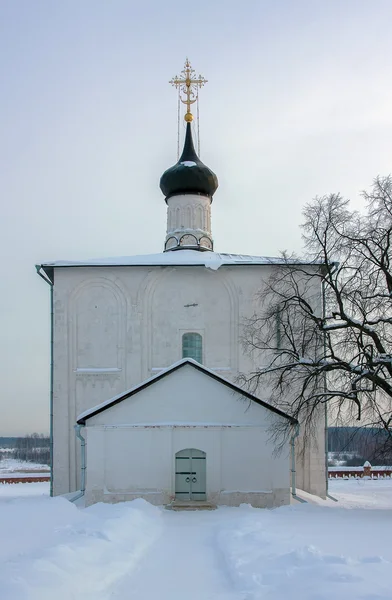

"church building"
[37, 60, 326, 508]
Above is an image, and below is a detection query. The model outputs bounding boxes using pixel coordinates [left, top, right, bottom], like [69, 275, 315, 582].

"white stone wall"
[166, 194, 211, 235]
[165, 194, 212, 250]
[295, 406, 327, 498]
[83, 365, 291, 508]
[51, 262, 326, 498]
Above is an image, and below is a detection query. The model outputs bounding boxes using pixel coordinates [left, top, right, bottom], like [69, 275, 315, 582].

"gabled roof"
[76, 358, 298, 425]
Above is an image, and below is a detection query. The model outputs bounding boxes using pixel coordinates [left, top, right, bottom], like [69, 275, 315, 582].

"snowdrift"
[218, 501, 392, 599]
[0, 496, 162, 600]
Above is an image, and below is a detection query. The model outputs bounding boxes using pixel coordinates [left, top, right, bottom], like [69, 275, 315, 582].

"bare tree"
[14, 434, 50, 464]
[241, 176, 392, 443]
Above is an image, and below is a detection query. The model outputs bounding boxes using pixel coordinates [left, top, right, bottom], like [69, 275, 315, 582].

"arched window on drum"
[182, 332, 203, 364]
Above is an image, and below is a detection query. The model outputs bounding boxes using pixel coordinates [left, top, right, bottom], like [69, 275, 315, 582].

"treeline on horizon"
[328, 427, 392, 466]
[0, 433, 50, 465]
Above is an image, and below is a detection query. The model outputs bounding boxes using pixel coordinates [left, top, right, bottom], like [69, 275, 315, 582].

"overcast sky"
[1, 0, 392, 435]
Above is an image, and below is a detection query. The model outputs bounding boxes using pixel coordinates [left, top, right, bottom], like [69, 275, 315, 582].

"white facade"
[80, 362, 292, 508]
[44, 251, 326, 501]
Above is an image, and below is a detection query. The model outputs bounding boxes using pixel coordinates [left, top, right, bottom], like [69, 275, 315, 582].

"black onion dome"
[160, 123, 219, 201]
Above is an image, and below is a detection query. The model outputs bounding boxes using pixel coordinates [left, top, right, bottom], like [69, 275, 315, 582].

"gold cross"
[169, 58, 208, 122]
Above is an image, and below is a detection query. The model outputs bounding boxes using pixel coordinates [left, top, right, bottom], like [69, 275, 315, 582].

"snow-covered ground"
[0, 480, 49, 498]
[0, 457, 50, 474]
[0, 479, 391, 599]
[329, 477, 392, 509]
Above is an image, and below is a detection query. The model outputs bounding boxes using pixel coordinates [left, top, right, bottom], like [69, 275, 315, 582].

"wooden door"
[175, 449, 206, 501]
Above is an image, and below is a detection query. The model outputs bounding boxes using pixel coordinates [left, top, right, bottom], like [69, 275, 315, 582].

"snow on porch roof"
[76, 358, 298, 425]
[39, 249, 321, 275]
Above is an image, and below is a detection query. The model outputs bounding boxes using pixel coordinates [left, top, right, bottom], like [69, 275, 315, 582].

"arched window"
[182, 332, 203, 363]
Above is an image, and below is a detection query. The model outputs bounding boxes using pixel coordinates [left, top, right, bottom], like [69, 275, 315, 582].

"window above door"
[182, 332, 203, 364]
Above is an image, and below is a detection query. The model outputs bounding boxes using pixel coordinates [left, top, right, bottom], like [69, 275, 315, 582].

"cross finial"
[169, 58, 208, 122]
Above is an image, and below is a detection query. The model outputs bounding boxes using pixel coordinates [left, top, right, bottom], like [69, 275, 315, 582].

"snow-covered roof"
[40, 249, 319, 273]
[76, 358, 298, 425]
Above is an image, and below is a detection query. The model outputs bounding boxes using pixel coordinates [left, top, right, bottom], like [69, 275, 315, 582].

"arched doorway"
[175, 449, 206, 501]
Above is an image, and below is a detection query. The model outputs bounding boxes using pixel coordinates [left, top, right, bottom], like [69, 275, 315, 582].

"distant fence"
[0, 475, 50, 484]
[329, 464, 392, 479]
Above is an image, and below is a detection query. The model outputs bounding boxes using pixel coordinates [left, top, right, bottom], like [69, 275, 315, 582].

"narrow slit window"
[182, 332, 203, 363]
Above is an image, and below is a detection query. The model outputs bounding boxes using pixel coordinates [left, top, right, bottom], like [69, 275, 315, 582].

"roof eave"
[39, 260, 325, 270]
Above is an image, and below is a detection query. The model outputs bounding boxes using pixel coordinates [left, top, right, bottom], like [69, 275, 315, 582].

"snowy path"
[110, 509, 242, 600]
